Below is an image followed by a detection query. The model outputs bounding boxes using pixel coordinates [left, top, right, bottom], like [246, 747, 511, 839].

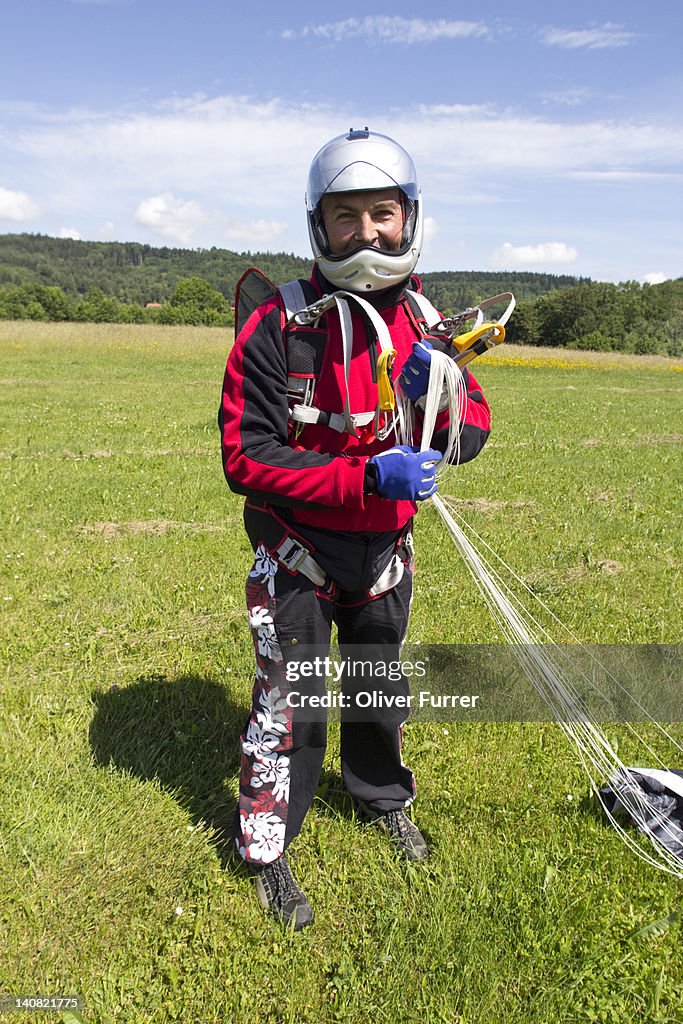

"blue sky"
[1, 0, 681, 283]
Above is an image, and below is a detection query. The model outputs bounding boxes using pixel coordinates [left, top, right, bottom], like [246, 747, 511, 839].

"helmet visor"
[305, 130, 420, 212]
[306, 160, 420, 212]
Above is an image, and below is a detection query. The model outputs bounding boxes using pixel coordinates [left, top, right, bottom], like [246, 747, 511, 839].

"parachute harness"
[282, 287, 515, 442]
[397, 320, 683, 878]
[285, 287, 409, 441]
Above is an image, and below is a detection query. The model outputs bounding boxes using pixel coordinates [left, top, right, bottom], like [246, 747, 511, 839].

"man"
[220, 129, 491, 929]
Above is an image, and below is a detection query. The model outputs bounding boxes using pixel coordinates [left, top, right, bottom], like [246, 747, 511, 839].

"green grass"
[1, 321, 682, 1024]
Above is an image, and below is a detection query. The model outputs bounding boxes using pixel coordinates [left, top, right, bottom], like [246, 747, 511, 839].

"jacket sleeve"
[219, 297, 367, 509]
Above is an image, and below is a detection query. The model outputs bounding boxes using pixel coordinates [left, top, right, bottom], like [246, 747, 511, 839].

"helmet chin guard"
[305, 129, 423, 293]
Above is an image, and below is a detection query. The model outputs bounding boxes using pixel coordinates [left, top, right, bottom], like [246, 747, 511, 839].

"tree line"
[0, 277, 234, 327]
[0, 233, 312, 307]
[0, 233, 680, 355]
[505, 279, 682, 356]
[0, 233, 586, 306]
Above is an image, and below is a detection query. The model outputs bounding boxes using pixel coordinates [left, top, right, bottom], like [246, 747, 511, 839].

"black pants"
[234, 506, 416, 866]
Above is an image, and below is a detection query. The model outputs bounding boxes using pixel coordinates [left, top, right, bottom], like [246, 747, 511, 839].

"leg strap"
[246, 501, 330, 590]
[274, 535, 327, 588]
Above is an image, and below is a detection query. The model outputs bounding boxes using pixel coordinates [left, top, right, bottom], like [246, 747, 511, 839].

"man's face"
[321, 188, 404, 256]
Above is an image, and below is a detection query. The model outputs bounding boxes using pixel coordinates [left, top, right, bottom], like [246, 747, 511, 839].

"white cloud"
[0, 186, 39, 221]
[540, 88, 594, 108]
[540, 23, 637, 50]
[223, 219, 288, 247]
[287, 17, 489, 45]
[642, 272, 669, 285]
[417, 102, 493, 117]
[59, 226, 81, 240]
[420, 215, 445, 261]
[491, 242, 578, 267]
[569, 170, 683, 183]
[422, 216, 439, 244]
[4, 94, 681, 279]
[135, 192, 207, 244]
[134, 193, 287, 249]
[94, 220, 116, 239]
[11, 96, 682, 209]
[14, 95, 314, 213]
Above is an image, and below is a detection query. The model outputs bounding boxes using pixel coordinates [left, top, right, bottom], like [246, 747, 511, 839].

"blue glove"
[398, 339, 433, 401]
[369, 445, 441, 502]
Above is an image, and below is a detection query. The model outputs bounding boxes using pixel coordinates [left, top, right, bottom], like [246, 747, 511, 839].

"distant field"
[1, 321, 682, 1024]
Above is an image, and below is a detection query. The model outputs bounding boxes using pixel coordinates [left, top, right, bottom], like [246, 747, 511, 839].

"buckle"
[278, 537, 310, 572]
[294, 296, 333, 325]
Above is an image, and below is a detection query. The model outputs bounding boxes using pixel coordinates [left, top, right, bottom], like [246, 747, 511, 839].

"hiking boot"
[254, 854, 314, 931]
[358, 804, 429, 862]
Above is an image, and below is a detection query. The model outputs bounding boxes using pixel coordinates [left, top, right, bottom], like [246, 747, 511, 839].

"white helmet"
[305, 128, 424, 293]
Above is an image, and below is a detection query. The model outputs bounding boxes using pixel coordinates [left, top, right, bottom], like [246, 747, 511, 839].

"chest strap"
[283, 288, 403, 440]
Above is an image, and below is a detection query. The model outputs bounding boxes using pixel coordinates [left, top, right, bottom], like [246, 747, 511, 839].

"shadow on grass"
[89, 675, 433, 868]
[89, 673, 247, 870]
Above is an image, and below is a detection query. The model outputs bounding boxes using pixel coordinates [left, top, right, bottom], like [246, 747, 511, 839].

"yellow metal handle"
[451, 322, 505, 354]
[377, 348, 397, 411]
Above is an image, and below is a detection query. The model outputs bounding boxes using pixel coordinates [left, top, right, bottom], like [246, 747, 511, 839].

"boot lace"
[269, 856, 301, 906]
[384, 809, 414, 838]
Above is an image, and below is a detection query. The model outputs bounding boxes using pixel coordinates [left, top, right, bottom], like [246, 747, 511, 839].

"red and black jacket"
[220, 268, 491, 534]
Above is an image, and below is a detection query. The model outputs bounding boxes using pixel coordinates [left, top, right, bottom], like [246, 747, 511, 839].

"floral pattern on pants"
[236, 545, 293, 865]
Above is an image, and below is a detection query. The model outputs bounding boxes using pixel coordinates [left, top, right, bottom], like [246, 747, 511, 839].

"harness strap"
[367, 552, 405, 598]
[247, 501, 330, 589]
[274, 535, 327, 587]
[334, 292, 357, 434]
[249, 501, 412, 599]
[289, 405, 376, 432]
[279, 280, 309, 323]
[282, 286, 399, 439]
[404, 288, 442, 330]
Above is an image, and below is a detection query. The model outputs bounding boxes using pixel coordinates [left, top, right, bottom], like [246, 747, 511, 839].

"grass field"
[1, 321, 682, 1024]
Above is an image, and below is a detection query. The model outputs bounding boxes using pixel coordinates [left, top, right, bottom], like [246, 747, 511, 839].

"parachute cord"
[400, 349, 683, 878]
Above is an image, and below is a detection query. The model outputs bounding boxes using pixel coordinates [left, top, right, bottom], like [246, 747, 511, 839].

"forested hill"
[0, 233, 588, 308]
[0, 233, 311, 306]
[418, 270, 591, 313]
[3, 233, 680, 355]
